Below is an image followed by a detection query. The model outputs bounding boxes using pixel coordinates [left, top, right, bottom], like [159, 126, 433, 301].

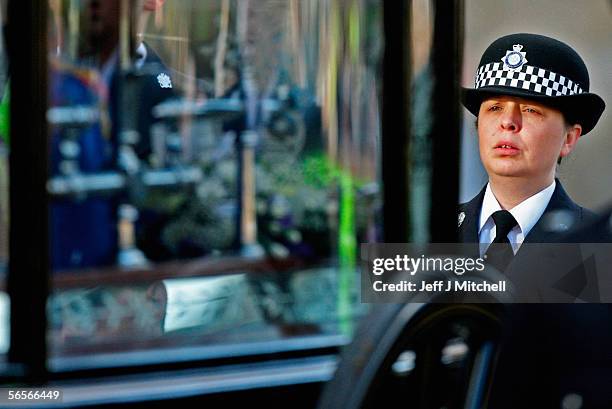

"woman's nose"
[500, 105, 522, 132]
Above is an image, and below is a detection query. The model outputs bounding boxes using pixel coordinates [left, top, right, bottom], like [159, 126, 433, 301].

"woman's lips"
[494, 142, 520, 156]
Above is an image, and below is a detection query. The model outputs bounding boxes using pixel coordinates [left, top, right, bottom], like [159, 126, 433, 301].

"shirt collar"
[479, 180, 556, 237]
[134, 43, 148, 70]
[100, 43, 147, 87]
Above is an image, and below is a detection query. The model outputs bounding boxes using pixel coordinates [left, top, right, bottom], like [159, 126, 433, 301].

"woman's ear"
[559, 124, 582, 158]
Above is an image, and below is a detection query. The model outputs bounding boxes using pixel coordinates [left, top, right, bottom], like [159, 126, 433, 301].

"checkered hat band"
[475, 62, 584, 97]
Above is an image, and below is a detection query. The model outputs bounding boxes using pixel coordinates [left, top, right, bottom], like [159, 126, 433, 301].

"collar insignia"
[501, 44, 527, 71]
[157, 73, 172, 89]
[458, 212, 466, 228]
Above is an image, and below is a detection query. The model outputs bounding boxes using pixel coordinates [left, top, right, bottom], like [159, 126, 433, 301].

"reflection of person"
[49, 61, 117, 269]
[85, 0, 174, 162]
[51, 0, 173, 270]
[458, 33, 606, 269]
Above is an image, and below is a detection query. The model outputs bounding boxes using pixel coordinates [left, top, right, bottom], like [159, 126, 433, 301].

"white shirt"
[100, 43, 148, 88]
[478, 180, 556, 255]
[134, 43, 148, 70]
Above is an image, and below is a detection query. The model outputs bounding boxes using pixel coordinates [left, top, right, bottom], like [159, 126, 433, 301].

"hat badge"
[502, 44, 527, 71]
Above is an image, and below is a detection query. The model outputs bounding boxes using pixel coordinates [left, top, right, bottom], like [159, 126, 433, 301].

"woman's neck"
[489, 175, 554, 210]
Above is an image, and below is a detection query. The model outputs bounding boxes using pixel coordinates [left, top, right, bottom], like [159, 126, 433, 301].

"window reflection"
[47, 0, 382, 366]
[49, 267, 372, 362]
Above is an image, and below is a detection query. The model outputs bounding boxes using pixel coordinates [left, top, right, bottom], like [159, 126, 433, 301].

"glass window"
[47, 0, 383, 369]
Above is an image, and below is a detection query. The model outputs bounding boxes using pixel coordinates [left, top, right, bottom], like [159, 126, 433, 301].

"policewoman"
[457, 34, 612, 408]
[457, 33, 606, 270]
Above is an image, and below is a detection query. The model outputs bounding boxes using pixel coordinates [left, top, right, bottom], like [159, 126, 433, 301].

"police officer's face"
[477, 96, 581, 183]
[87, 0, 120, 43]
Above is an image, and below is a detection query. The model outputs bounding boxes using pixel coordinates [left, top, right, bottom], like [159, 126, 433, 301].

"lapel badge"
[458, 212, 465, 228]
[157, 73, 173, 89]
[502, 44, 527, 71]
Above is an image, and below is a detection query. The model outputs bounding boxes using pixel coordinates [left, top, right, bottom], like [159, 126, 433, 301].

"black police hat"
[462, 33, 605, 135]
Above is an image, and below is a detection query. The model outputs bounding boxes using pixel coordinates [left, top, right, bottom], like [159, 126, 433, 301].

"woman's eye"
[523, 107, 540, 114]
[488, 105, 501, 111]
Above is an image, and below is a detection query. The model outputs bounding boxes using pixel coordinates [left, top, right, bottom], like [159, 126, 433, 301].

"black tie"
[485, 210, 518, 272]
